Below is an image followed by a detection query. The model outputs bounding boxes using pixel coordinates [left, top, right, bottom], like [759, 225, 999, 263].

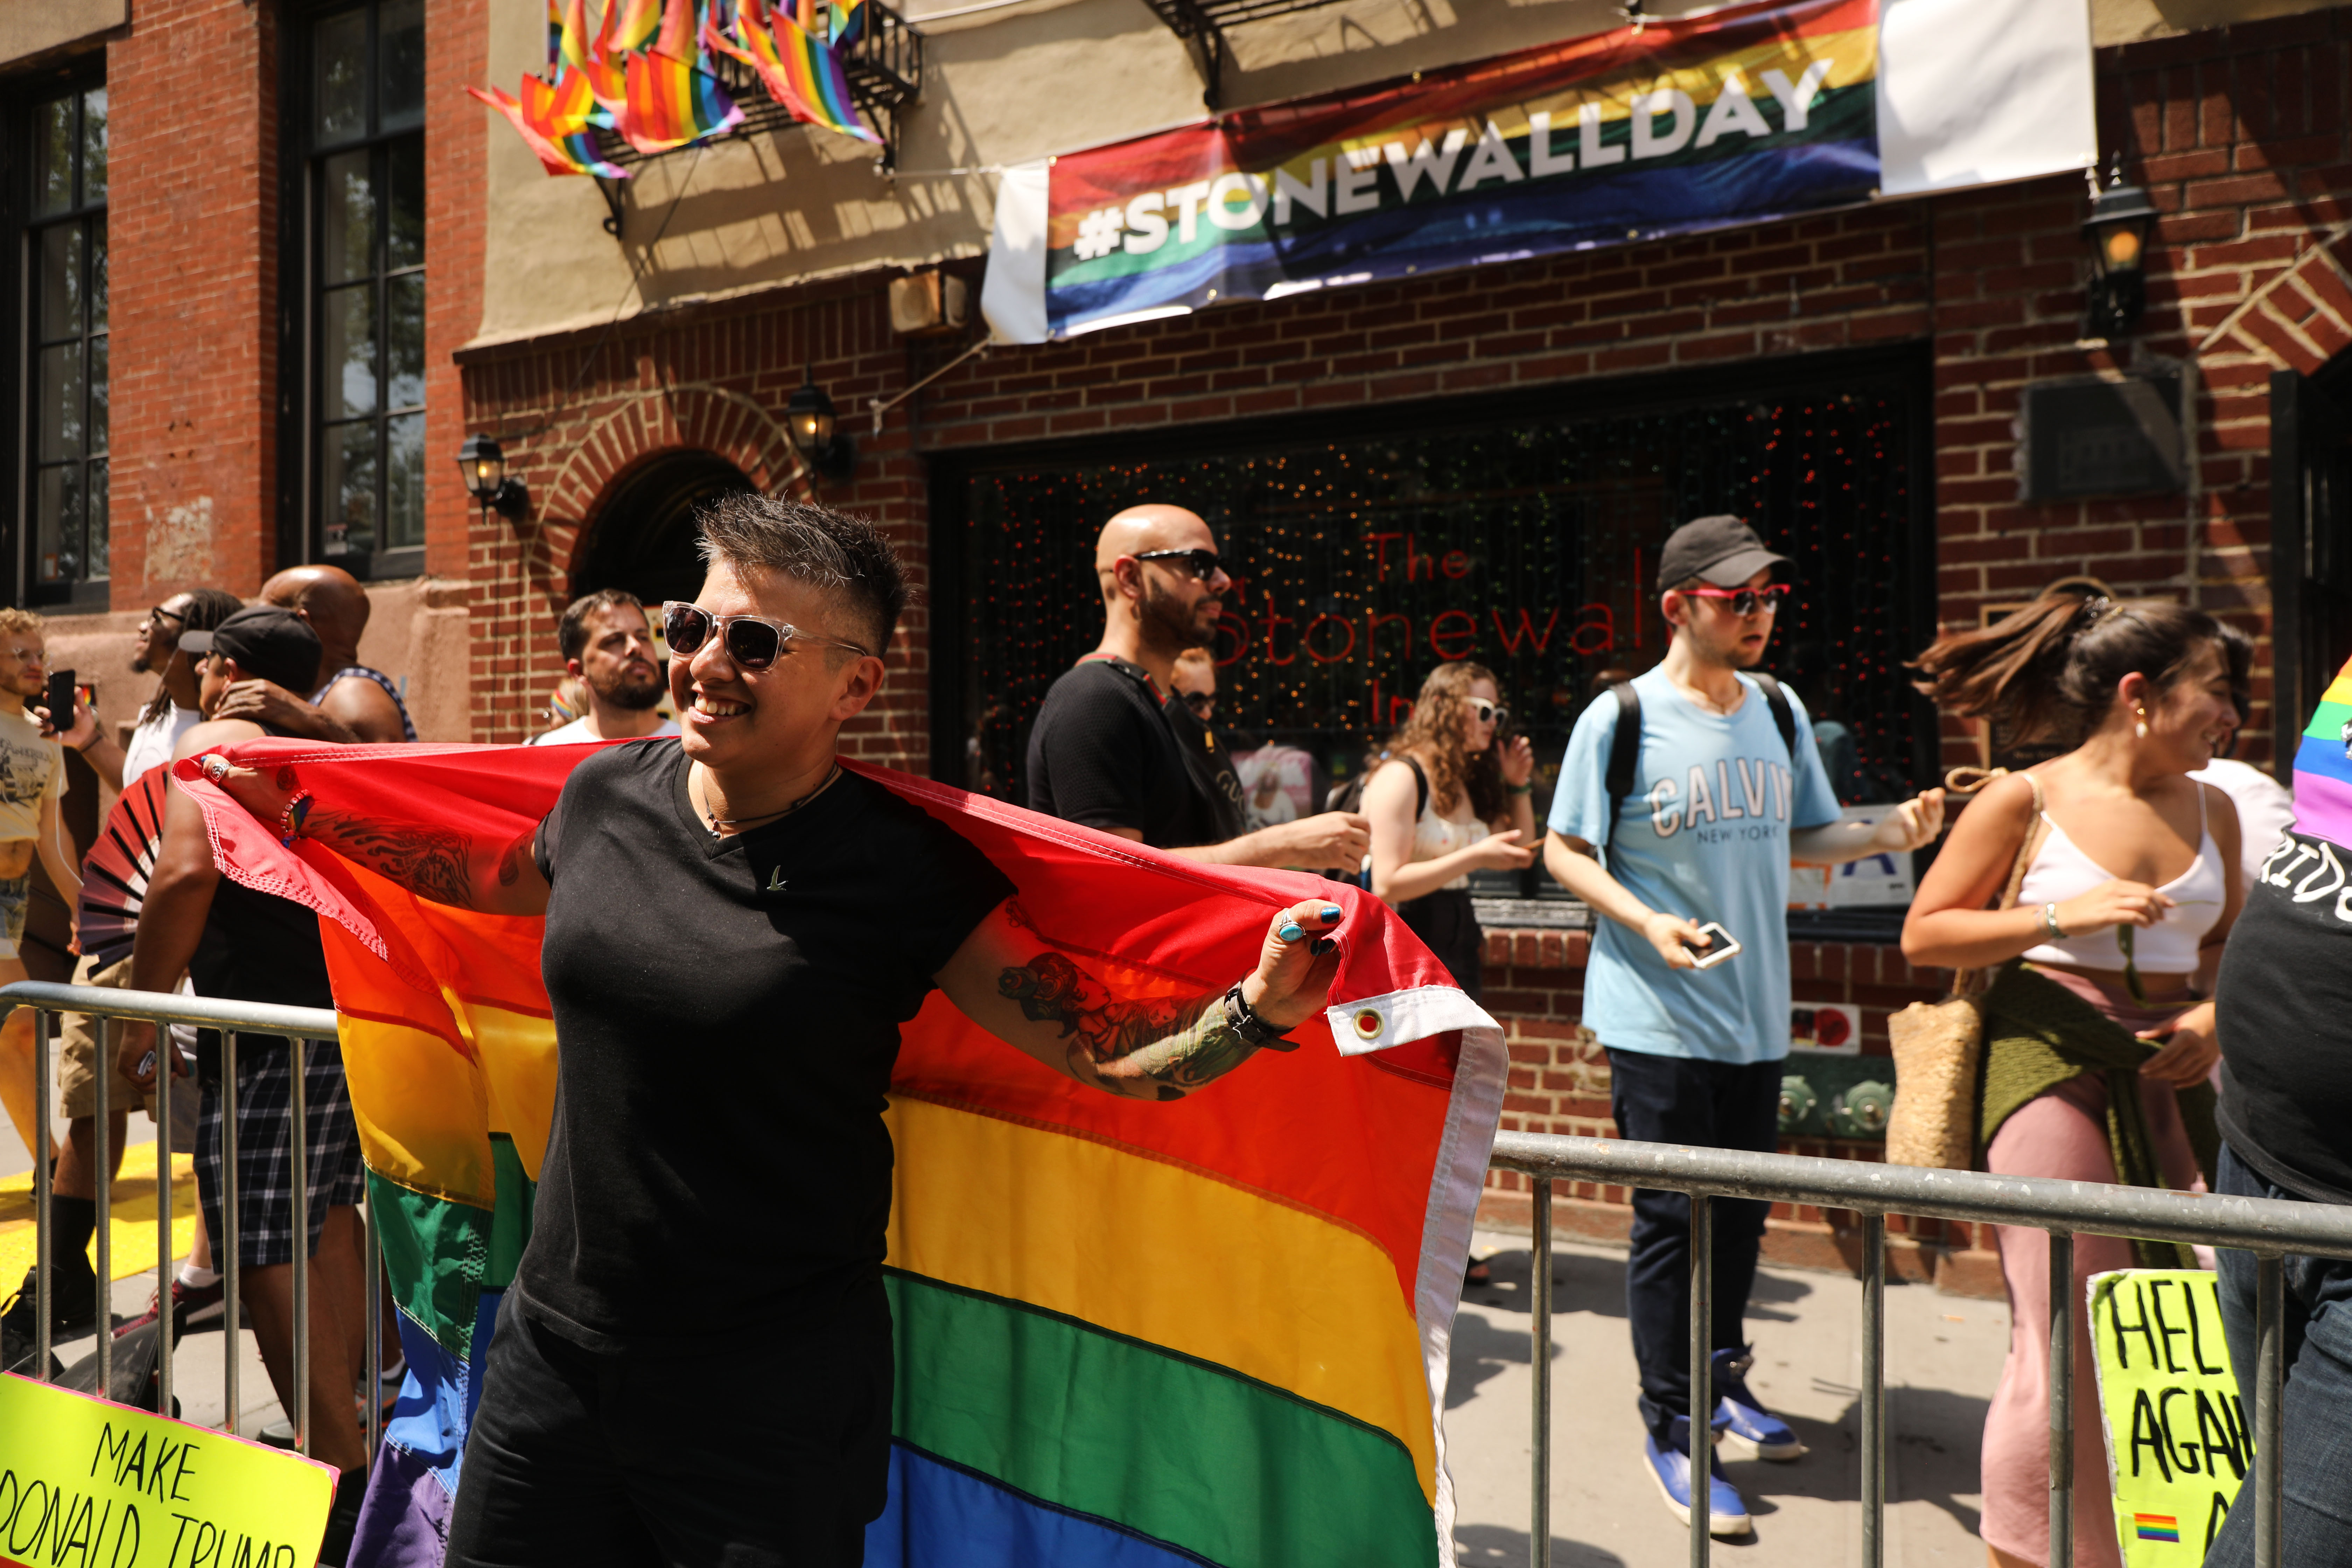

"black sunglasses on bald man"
[1131, 548, 1223, 581]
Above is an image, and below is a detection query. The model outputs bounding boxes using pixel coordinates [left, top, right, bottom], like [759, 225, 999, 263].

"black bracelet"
[1222, 984, 1294, 1049]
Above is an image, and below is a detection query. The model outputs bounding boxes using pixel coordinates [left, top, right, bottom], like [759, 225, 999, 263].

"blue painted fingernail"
[1278, 922, 1306, 942]
[1320, 905, 1343, 921]
[1311, 937, 1337, 955]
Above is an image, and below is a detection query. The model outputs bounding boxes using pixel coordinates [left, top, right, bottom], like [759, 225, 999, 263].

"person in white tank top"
[1361, 662, 1539, 1000]
[1904, 587, 2251, 1568]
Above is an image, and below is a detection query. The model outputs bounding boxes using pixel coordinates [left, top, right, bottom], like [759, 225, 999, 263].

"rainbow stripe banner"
[181, 742, 1502, 1568]
[607, 0, 664, 51]
[618, 42, 746, 153]
[1037, 0, 1876, 337]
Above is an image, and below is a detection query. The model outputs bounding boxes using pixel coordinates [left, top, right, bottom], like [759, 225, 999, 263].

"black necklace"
[696, 763, 840, 835]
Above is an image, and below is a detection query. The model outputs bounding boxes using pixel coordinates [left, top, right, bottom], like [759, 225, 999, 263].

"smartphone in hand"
[44, 669, 75, 736]
[1684, 921, 1743, 969]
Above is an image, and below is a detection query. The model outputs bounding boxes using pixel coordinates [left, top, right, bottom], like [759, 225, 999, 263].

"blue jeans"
[1605, 1046, 1783, 1448]
[2205, 1142, 2352, 1566]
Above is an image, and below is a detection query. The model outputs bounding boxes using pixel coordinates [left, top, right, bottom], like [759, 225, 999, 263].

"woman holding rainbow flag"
[178, 496, 1352, 1567]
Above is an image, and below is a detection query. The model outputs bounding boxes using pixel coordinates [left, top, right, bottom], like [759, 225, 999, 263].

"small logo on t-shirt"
[764, 867, 788, 894]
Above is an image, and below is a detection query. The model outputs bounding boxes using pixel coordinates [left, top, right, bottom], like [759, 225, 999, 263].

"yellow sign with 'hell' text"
[0, 1372, 335, 1568]
[2088, 1270, 2252, 1563]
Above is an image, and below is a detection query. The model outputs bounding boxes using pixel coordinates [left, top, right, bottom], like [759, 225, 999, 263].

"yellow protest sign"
[2087, 1269, 2251, 1562]
[0, 1372, 334, 1568]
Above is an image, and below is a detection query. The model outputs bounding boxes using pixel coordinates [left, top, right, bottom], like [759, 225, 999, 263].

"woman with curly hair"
[1361, 661, 1538, 998]
[1902, 584, 2250, 1568]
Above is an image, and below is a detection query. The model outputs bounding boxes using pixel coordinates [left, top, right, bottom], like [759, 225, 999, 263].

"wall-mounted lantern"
[2082, 163, 2159, 341]
[457, 432, 529, 518]
[785, 366, 856, 482]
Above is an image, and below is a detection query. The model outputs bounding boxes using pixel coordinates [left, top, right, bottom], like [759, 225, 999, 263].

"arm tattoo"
[997, 952, 1266, 1101]
[310, 815, 479, 910]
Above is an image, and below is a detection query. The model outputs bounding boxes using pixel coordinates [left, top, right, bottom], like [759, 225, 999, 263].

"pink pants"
[1977, 974, 2206, 1567]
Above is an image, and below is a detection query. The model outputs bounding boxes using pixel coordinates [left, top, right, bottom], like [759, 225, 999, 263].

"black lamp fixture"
[784, 364, 856, 482]
[2082, 158, 2159, 341]
[457, 432, 529, 518]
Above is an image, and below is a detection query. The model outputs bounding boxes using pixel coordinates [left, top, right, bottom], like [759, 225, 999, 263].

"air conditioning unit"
[889, 270, 968, 338]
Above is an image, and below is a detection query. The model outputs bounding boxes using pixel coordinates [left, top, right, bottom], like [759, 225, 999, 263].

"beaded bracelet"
[278, 790, 316, 847]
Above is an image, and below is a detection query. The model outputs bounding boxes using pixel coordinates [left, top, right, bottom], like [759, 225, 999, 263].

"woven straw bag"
[1884, 773, 2046, 1171]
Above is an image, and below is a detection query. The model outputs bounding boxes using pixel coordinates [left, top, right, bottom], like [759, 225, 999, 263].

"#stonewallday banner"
[1044, 0, 1877, 337]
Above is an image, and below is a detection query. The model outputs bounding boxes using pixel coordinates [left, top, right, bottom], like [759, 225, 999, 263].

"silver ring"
[201, 754, 230, 783]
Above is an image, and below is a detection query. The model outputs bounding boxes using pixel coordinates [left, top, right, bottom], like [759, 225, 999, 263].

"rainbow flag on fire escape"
[178, 739, 1503, 1568]
[466, 71, 629, 179]
[714, 0, 878, 143]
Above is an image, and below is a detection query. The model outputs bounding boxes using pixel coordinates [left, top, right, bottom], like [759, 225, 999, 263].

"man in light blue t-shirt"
[1544, 515, 1945, 1540]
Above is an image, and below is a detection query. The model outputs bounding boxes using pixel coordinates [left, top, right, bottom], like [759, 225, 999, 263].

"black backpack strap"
[1404, 756, 1429, 820]
[1746, 670, 1799, 760]
[1604, 682, 1642, 847]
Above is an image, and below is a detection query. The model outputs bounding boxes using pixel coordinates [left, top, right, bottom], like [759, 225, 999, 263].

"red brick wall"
[426, 0, 490, 584]
[107, 0, 280, 603]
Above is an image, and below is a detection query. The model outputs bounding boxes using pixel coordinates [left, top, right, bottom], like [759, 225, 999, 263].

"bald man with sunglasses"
[1027, 505, 1369, 870]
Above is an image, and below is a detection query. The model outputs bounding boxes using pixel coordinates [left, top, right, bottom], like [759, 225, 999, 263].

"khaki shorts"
[58, 952, 164, 1121]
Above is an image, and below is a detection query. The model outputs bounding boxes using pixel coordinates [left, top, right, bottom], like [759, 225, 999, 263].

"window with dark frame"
[23, 85, 108, 608]
[307, 0, 424, 575]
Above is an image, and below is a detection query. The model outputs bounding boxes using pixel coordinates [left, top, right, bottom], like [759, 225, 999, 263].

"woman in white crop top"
[1903, 586, 2252, 1568]
[1363, 662, 1538, 1000]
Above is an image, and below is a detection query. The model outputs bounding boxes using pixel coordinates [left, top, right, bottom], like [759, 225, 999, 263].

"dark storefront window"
[948, 363, 1933, 835]
[22, 85, 108, 607]
[305, 0, 425, 576]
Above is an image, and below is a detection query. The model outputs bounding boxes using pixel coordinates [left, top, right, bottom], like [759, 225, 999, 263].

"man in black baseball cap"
[176, 606, 324, 698]
[120, 599, 376, 1552]
[1538, 513, 1946, 1540]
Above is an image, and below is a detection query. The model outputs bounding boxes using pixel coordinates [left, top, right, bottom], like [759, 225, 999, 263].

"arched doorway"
[571, 450, 757, 606]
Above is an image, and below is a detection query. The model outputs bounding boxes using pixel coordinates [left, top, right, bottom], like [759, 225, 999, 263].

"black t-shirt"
[1026, 658, 1214, 848]
[2216, 826, 2352, 1203]
[518, 741, 1013, 1349]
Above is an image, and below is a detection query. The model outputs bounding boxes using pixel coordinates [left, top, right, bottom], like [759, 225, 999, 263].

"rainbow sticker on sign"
[2133, 1514, 2183, 1543]
[1043, 0, 1877, 337]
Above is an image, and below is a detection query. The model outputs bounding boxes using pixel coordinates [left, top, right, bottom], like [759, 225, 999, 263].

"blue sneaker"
[1643, 1424, 1753, 1538]
[1712, 1345, 1806, 1461]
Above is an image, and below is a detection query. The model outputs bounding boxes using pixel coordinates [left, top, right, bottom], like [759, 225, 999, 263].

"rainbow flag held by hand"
[180, 741, 1504, 1568]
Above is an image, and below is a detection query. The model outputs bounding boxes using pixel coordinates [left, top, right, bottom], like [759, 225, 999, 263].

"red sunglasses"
[1679, 583, 1792, 616]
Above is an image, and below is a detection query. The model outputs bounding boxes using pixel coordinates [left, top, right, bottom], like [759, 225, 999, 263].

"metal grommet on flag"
[1352, 1008, 1384, 1041]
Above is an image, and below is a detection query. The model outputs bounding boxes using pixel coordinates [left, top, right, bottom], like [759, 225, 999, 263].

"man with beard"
[210, 565, 416, 743]
[1027, 505, 1368, 868]
[528, 590, 679, 745]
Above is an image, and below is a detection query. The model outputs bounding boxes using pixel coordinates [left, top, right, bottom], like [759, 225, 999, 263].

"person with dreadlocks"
[1903, 584, 2252, 1568]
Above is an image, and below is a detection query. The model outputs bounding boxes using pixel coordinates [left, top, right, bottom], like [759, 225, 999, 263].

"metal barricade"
[1492, 1131, 2352, 1568]
[5, 981, 376, 1463]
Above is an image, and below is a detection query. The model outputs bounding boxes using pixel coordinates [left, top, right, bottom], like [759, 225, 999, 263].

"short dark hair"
[695, 495, 907, 657]
[557, 588, 648, 663]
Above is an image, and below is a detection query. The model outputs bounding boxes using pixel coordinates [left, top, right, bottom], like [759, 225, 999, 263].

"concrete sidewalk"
[1444, 1232, 2011, 1567]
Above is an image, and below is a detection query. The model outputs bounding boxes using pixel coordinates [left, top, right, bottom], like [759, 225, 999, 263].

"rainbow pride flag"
[607, 0, 664, 51]
[829, 0, 868, 49]
[181, 742, 1502, 1568]
[467, 78, 630, 178]
[2292, 654, 2352, 842]
[618, 42, 745, 152]
[723, 0, 878, 143]
[2132, 1513, 2182, 1544]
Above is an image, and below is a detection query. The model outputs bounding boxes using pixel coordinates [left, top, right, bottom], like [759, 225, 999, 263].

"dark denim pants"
[2205, 1142, 2352, 1567]
[1605, 1045, 1785, 1449]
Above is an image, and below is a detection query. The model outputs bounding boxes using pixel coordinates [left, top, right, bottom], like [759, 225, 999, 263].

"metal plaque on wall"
[2018, 373, 2187, 502]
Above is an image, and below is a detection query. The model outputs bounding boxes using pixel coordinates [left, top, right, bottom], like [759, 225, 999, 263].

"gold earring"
[2134, 706, 2148, 740]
